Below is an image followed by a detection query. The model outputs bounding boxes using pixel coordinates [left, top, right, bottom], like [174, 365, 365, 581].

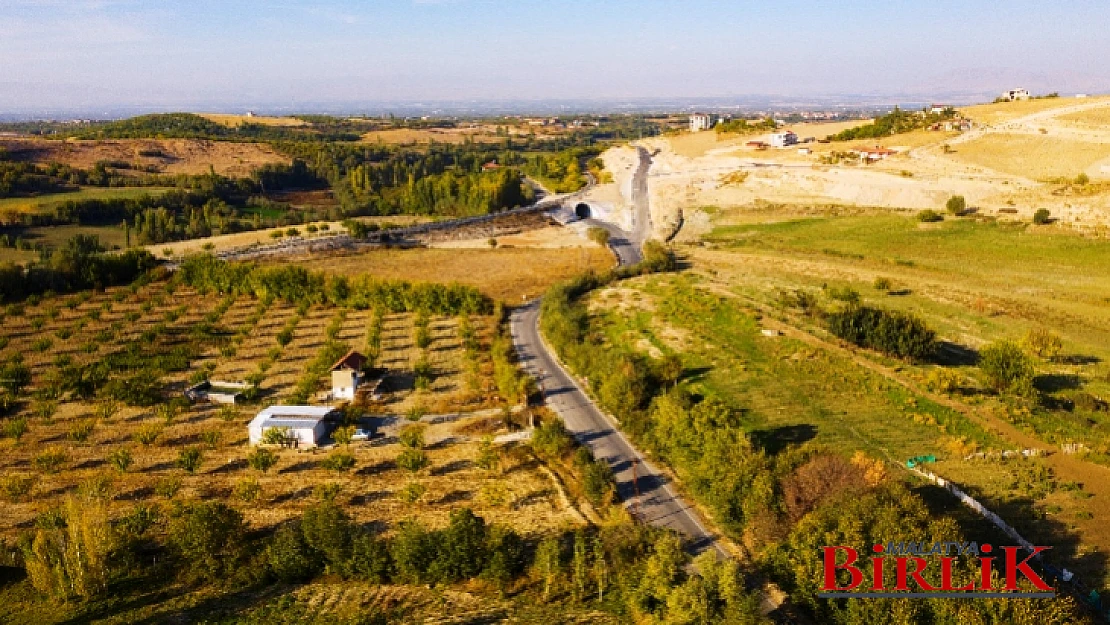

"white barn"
[248, 405, 338, 448]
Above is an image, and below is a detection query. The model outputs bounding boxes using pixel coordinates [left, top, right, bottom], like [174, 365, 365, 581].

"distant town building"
[768, 130, 798, 148]
[689, 113, 718, 132]
[1001, 88, 1031, 101]
[249, 406, 339, 448]
[246, 110, 256, 118]
[929, 104, 950, 115]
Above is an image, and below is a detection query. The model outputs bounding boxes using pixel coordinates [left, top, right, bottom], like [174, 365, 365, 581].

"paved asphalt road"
[510, 147, 727, 557]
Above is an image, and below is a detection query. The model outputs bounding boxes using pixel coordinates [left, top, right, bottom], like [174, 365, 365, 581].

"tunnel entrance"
[575, 203, 591, 219]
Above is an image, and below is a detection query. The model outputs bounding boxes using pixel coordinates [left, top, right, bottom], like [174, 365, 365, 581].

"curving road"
[510, 147, 727, 557]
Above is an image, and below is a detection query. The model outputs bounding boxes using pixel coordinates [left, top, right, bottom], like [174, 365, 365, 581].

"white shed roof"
[256, 405, 335, 419]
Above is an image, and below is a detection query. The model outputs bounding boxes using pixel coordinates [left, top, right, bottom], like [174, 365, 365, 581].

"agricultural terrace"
[661, 203, 1110, 585]
[0, 258, 581, 547]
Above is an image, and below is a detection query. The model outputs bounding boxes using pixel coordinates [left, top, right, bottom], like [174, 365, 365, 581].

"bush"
[532, 419, 573, 459]
[1023, 328, 1062, 360]
[234, 478, 262, 503]
[398, 424, 425, 449]
[322, 450, 356, 472]
[979, 341, 1036, 394]
[68, 420, 95, 442]
[1033, 208, 1051, 225]
[108, 448, 133, 473]
[824, 285, 860, 304]
[134, 424, 161, 446]
[917, 209, 943, 223]
[826, 306, 937, 361]
[1076, 172, 1090, 185]
[872, 277, 892, 291]
[34, 447, 68, 473]
[945, 195, 966, 215]
[926, 368, 963, 394]
[398, 481, 426, 503]
[0, 474, 36, 502]
[397, 449, 429, 473]
[154, 475, 183, 498]
[248, 447, 278, 473]
[176, 447, 204, 473]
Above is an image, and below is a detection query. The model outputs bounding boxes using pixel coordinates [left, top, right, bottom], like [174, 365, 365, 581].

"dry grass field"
[360, 128, 505, 145]
[199, 113, 308, 128]
[959, 95, 1110, 125]
[286, 245, 614, 302]
[1059, 106, 1110, 127]
[945, 133, 1110, 180]
[0, 280, 584, 548]
[146, 215, 435, 257]
[0, 137, 289, 178]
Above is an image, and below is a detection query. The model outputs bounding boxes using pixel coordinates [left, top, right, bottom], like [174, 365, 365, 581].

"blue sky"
[2, 0, 1109, 112]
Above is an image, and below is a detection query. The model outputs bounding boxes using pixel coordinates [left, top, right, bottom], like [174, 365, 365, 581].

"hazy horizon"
[4, 0, 1110, 116]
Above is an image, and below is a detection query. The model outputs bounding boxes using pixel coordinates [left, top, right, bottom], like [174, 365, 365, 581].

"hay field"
[945, 133, 1110, 180]
[0, 281, 582, 543]
[286, 246, 614, 302]
[361, 128, 504, 145]
[1059, 106, 1110, 127]
[959, 96, 1110, 125]
[199, 113, 307, 128]
[0, 137, 289, 178]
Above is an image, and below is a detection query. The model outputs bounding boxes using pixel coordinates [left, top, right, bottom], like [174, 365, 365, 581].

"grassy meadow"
[577, 204, 1110, 585]
[0, 186, 169, 215]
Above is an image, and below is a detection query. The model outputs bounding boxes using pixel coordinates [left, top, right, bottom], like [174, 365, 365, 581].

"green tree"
[23, 496, 113, 600]
[534, 536, 562, 602]
[980, 341, 1037, 397]
[266, 522, 321, 582]
[248, 447, 278, 473]
[302, 500, 353, 573]
[945, 195, 966, 215]
[166, 501, 245, 582]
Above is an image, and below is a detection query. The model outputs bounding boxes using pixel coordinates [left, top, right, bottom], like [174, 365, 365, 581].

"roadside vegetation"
[540, 223, 1096, 621]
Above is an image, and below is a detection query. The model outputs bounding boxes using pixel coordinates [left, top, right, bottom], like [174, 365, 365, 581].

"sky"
[2, 0, 1110, 114]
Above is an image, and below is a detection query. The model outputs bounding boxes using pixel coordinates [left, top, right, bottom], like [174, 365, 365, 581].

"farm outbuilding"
[248, 405, 339, 448]
[330, 350, 369, 401]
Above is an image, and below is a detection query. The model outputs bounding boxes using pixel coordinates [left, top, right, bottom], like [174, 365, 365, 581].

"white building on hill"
[1001, 88, 1031, 101]
[768, 130, 798, 148]
[249, 405, 339, 448]
[689, 113, 718, 132]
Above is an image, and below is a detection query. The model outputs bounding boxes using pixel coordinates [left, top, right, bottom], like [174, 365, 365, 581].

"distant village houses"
[1001, 88, 1031, 101]
[850, 146, 898, 162]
